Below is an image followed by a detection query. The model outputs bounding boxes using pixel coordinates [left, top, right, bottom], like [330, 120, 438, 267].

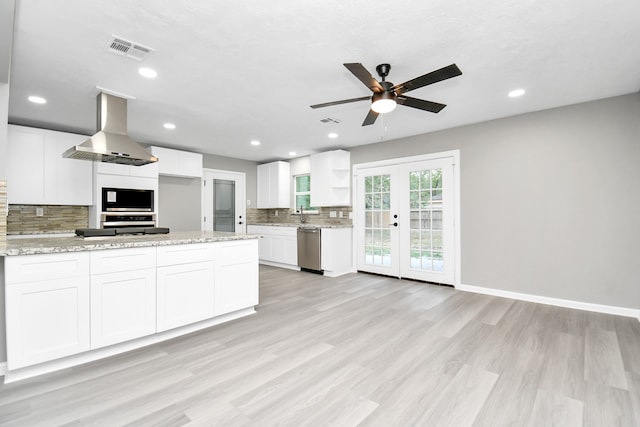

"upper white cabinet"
[149, 146, 203, 178]
[7, 125, 93, 205]
[310, 149, 351, 207]
[94, 158, 158, 178]
[257, 161, 290, 208]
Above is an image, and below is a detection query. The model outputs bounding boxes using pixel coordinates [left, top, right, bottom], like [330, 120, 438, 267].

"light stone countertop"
[0, 231, 259, 256]
[248, 223, 352, 229]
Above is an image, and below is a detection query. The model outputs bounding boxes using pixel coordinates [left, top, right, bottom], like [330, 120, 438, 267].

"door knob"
[389, 222, 398, 227]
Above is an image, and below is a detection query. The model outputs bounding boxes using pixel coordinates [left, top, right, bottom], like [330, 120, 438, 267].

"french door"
[202, 169, 246, 234]
[356, 156, 456, 284]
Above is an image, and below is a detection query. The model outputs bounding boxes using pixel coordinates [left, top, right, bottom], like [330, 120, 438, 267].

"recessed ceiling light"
[508, 88, 526, 98]
[139, 67, 158, 79]
[163, 123, 176, 129]
[288, 151, 297, 156]
[328, 133, 338, 139]
[28, 95, 47, 104]
[251, 140, 261, 146]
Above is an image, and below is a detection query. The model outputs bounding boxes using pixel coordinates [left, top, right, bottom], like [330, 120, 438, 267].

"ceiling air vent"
[106, 36, 154, 61]
[320, 117, 342, 124]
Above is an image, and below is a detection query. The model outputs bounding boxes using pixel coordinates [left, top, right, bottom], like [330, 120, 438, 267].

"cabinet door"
[90, 269, 156, 349]
[156, 262, 215, 332]
[7, 127, 46, 204]
[283, 236, 298, 265]
[179, 151, 203, 178]
[257, 234, 272, 261]
[94, 161, 131, 176]
[46, 131, 93, 205]
[151, 146, 180, 176]
[214, 240, 259, 315]
[256, 163, 271, 208]
[5, 276, 90, 370]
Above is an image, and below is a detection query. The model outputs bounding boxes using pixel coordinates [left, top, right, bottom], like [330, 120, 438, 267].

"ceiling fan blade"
[362, 109, 379, 126]
[310, 96, 371, 109]
[397, 96, 447, 113]
[393, 64, 462, 95]
[344, 63, 384, 93]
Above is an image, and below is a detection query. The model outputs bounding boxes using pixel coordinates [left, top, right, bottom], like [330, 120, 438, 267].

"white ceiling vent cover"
[106, 36, 155, 61]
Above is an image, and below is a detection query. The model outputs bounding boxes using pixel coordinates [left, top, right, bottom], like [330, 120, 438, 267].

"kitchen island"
[0, 231, 259, 382]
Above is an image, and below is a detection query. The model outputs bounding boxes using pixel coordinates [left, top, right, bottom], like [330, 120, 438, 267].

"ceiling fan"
[310, 62, 462, 126]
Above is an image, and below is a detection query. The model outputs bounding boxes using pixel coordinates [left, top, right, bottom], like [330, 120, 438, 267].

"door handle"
[389, 222, 398, 227]
[238, 221, 243, 225]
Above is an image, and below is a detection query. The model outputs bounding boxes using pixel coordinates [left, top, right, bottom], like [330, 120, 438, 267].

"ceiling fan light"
[371, 92, 397, 114]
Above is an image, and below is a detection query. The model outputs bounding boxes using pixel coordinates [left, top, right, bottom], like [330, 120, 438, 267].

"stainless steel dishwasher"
[297, 227, 322, 272]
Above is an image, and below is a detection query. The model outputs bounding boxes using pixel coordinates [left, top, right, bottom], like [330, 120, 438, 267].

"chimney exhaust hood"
[63, 92, 158, 166]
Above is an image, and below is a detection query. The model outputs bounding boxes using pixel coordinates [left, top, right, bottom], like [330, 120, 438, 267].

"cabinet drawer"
[156, 243, 215, 266]
[5, 252, 90, 284]
[90, 247, 156, 274]
[214, 239, 258, 265]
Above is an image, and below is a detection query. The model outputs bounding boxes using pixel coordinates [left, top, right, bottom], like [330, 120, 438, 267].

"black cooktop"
[75, 227, 170, 237]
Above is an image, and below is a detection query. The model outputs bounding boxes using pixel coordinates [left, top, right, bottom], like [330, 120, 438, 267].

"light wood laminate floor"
[1, 265, 639, 426]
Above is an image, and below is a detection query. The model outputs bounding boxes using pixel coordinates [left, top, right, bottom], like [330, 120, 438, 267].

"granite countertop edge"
[0, 231, 259, 256]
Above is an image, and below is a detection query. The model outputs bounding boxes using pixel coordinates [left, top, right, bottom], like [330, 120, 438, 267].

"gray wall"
[157, 176, 202, 231]
[350, 93, 640, 310]
[156, 153, 258, 232]
[203, 154, 258, 206]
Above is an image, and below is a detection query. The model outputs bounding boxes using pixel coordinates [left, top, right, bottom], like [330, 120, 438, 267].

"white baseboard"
[457, 283, 640, 320]
[259, 260, 300, 271]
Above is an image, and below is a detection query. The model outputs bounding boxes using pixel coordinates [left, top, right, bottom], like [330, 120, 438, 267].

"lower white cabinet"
[156, 262, 215, 332]
[90, 268, 157, 349]
[3, 240, 259, 373]
[214, 240, 259, 316]
[248, 225, 298, 267]
[5, 276, 91, 370]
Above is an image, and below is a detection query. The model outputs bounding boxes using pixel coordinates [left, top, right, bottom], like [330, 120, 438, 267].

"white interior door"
[202, 169, 246, 233]
[356, 155, 457, 285]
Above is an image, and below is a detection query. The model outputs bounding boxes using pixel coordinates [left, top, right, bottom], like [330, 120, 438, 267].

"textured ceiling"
[8, 0, 640, 162]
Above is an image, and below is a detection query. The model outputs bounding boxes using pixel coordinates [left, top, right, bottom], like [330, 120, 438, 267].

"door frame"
[201, 168, 247, 233]
[351, 150, 461, 286]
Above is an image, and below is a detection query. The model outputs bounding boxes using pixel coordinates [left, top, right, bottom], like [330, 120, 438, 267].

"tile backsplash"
[247, 206, 352, 226]
[7, 204, 89, 235]
[0, 180, 6, 237]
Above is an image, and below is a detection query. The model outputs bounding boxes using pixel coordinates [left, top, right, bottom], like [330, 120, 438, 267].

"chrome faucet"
[299, 205, 307, 224]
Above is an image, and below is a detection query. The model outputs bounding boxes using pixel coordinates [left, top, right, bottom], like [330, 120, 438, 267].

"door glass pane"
[364, 173, 392, 267]
[407, 168, 444, 273]
[213, 179, 235, 232]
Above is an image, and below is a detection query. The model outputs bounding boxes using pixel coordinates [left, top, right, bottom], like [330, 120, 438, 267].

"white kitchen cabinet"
[5, 253, 91, 370]
[7, 125, 93, 205]
[247, 225, 298, 268]
[321, 227, 353, 277]
[89, 248, 157, 349]
[213, 239, 259, 316]
[94, 159, 159, 178]
[90, 268, 156, 348]
[150, 146, 203, 178]
[156, 243, 216, 332]
[310, 149, 351, 207]
[257, 161, 290, 208]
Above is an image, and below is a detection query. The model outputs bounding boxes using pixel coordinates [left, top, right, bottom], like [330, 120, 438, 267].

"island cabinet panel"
[5, 271, 90, 370]
[213, 239, 259, 316]
[156, 262, 215, 331]
[156, 243, 216, 332]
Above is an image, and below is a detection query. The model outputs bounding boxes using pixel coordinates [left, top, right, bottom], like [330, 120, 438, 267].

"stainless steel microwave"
[101, 187, 154, 212]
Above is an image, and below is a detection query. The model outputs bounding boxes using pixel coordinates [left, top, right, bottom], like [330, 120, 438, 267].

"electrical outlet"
[329, 211, 337, 218]
[274, 210, 278, 216]
[348, 212, 353, 219]
[36, 207, 44, 217]
[338, 211, 343, 218]
[246, 199, 251, 206]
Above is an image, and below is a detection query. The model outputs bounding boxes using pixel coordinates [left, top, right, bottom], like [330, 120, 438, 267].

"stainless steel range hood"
[62, 93, 158, 166]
